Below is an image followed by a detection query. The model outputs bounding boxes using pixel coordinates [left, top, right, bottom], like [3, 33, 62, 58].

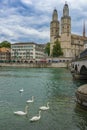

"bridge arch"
[80, 65, 87, 75]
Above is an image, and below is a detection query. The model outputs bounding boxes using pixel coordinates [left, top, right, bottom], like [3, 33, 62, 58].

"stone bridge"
[71, 49, 87, 76]
[71, 59, 87, 75]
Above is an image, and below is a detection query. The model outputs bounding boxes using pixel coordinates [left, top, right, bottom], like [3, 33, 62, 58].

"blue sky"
[0, 0, 87, 44]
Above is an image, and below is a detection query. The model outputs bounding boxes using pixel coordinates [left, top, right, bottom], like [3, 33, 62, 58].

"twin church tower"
[50, 2, 87, 58]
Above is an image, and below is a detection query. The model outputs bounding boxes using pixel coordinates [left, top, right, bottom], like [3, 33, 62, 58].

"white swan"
[26, 96, 34, 103]
[30, 111, 41, 122]
[19, 88, 24, 93]
[39, 102, 49, 110]
[14, 105, 29, 116]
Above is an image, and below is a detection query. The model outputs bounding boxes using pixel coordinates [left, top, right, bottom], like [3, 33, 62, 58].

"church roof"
[71, 34, 86, 40]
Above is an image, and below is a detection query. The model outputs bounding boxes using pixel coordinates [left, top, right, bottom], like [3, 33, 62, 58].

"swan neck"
[47, 103, 49, 107]
[32, 96, 34, 101]
[39, 111, 41, 117]
[25, 106, 28, 114]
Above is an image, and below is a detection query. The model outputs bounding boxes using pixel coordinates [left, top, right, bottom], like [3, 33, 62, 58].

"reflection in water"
[74, 105, 87, 130]
[0, 100, 14, 120]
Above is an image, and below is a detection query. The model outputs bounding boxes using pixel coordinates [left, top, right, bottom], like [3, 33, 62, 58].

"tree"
[52, 40, 63, 57]
[0, 41, 11, 48]
[44, 42, 50, 56]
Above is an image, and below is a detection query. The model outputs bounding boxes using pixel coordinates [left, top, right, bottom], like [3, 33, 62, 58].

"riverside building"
[0, 47, 11, 62]
[50, 2, 87, 58]
[11, 42, 46, 63]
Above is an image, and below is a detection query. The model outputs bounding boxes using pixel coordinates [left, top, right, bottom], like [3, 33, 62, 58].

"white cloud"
[21, 0, 32, 5]
[0, 11, 50, 43]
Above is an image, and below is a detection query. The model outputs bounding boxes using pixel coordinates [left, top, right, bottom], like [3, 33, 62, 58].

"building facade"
[11, 42, 46, 63]
[0, 47, 11, 62]
[50, 2, 87, 58]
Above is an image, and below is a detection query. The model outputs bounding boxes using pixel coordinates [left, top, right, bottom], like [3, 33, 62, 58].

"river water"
[0, 67, 87, 130]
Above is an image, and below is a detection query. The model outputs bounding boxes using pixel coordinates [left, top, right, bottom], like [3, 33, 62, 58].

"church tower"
[61, 2, 71, 34]
[61, 2, 71, 57]
[50, 9, 60, 56]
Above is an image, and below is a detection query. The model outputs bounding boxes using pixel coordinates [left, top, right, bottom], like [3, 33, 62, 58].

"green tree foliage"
[52, 40, 63, 57]
[0, 41, 11, 48]
[44, 42, 50, 56]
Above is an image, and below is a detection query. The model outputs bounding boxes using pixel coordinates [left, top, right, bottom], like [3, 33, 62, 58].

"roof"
[71, 34, 85, 40]
[0, 47, 10, 52]
[12, 42, 46, 46]
[80, 48, 87, 58]
[12, 42, 37, 45]
[11, 42, 45, 49]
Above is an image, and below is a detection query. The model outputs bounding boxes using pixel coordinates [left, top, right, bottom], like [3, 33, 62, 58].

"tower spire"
[65, 1, 67, 4]
[63, 1, 69, 17]
[83, 20, 85, 37]
[52, 8, 58, 21]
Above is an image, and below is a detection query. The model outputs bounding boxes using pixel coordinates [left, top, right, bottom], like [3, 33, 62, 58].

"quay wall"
[0, 62, 68, 68]
[75, 84, 87, 109]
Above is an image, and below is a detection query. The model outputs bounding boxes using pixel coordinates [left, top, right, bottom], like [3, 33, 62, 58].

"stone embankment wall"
[75, 84, 87, 109]
[0, 62, 68, 68]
